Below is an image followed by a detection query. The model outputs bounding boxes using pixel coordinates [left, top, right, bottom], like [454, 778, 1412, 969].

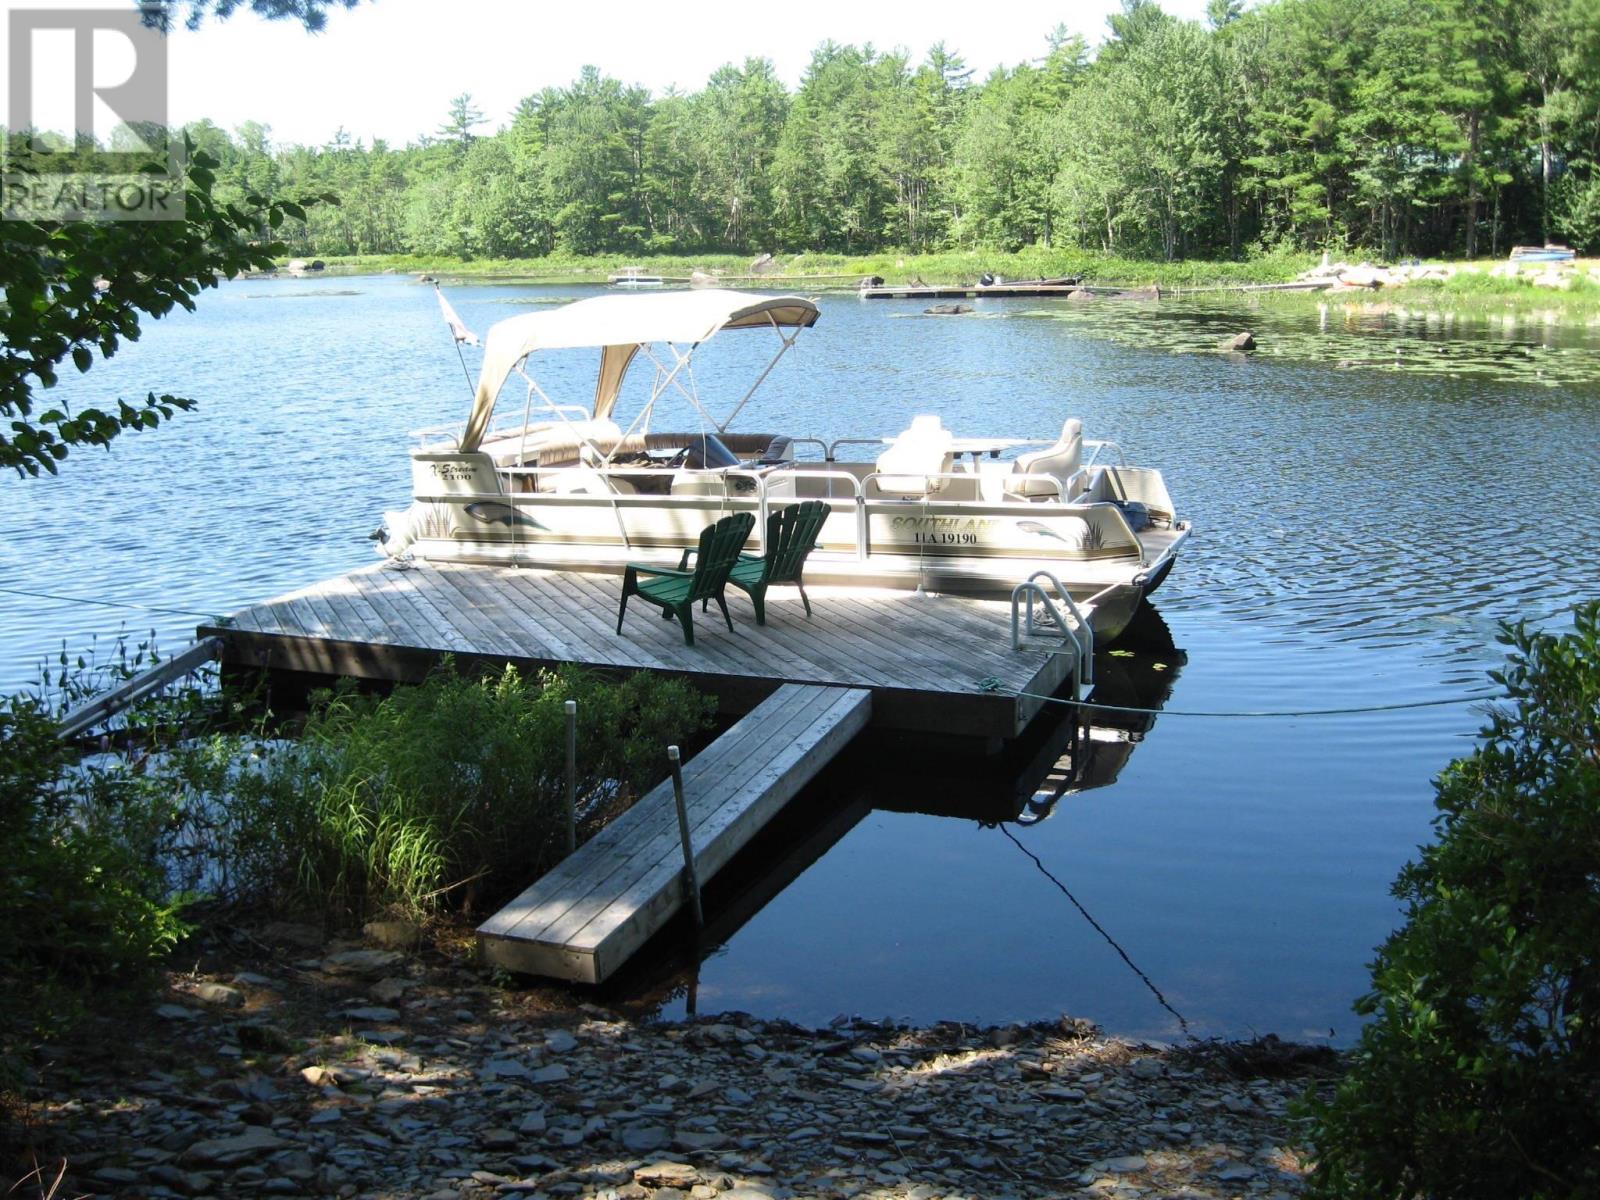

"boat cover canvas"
[459, 291, 820, 453]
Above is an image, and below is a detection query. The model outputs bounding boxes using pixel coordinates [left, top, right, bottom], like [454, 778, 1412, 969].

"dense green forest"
[190, 0, 1600, 262]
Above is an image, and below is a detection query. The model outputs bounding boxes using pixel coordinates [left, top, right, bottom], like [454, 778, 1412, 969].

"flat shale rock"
[26, 956, 1323, 1200]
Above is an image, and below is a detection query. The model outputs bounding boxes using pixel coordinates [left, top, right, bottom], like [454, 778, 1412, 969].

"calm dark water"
[4, 276, 1598, 1042]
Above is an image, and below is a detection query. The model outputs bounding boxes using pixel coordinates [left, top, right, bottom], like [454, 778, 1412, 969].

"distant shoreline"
[267, 250, 1599, 313]
[271, 249, 1318, 292]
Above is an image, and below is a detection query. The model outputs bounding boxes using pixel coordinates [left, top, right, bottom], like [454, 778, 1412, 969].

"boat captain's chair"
[874, 415, 955, 497]
[1003, 418, 1083, 501]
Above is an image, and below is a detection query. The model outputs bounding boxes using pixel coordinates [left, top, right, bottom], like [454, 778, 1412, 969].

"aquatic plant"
[1307, 601, 1600, 1199]
[1013, 294, 1600, 388]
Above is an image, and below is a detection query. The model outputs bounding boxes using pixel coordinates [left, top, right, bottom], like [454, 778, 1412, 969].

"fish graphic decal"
[1017, 518, 1101, 550]
[1017, 519, 1069, 543]
[465, 501, 548, 531]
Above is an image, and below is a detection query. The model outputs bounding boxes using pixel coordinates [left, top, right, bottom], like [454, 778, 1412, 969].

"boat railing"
[499, 463, 871, 556]
[825, 436, 889, 461]
[858, 471, 1140, 553]
[860, 468, 995, 501]
[411, 407, 599, 449]
[1010, 570, 1094, 700]
[471, 462, 1141, 564]
[787, 437, 830, 461]
[1083, 439, 1128, 469]
[409, 421, 462, 448]
[826, 435, 1054, 462]
[483, 406, 594, 436]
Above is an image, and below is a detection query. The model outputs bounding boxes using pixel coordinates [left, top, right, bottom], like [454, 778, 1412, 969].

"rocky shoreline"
[7, 922, 1330, 1200]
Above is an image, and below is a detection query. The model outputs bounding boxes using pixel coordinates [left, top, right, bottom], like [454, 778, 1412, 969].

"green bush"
[224, 665, 714, 920]
[0, 646, 202, 1079]
[1308, 602, 1600, 1199]
[1553, 172, 1600, 255]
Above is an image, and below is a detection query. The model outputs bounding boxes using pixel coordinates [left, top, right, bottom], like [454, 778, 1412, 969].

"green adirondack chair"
[616, 511, 755, 646]
[724, 500, 830, 625]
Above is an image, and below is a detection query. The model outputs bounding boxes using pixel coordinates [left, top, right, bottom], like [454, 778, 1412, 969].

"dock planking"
[477, 682, 873, 983]
[202, 561, 1076, 738]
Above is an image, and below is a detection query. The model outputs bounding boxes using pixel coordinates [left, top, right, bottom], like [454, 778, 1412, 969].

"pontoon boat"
[375, 290, 1190, 639]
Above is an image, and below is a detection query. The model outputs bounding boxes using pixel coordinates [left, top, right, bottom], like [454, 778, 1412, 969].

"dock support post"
[667, 746, 704, 929]
[564, 700, 577, 856]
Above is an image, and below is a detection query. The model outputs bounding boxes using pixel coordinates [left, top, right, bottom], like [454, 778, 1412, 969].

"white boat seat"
[875, 414, 955, 497]
[1003, 418, 1083, 500]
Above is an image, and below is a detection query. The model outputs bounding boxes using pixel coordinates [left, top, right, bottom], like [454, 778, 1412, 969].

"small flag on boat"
[435, 285, 480, 347]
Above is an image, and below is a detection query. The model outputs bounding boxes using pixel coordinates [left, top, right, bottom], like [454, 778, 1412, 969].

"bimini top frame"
[457, 290, 821, 454]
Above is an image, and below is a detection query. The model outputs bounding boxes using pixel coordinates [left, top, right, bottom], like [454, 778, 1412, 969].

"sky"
[4, 0, 1214, 150]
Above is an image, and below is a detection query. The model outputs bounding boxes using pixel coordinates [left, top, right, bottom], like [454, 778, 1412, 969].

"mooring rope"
[998, 822, 1191, 1037]
[0, 584, 220, 619]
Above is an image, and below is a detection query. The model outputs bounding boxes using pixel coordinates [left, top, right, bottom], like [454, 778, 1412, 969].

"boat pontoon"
[375, 290, 1190, 639]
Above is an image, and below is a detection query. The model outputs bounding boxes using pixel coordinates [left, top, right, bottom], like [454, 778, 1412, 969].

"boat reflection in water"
[600, 604, 1186, 1016]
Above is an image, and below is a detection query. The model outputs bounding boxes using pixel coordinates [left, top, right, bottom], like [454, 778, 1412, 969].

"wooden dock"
[198, 560, 1092, 984]
[478, 683, 871, 983]
[203, 561, 1077, 739]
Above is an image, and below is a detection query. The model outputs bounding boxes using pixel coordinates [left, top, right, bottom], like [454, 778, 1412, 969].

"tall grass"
[224, 665, 714, 921]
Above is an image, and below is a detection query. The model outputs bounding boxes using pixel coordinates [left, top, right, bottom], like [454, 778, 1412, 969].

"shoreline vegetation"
[281, 249, 1600, 318]
[293, 248, 1320, 289]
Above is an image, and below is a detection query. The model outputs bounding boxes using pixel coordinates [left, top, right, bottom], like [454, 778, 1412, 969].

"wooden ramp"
[478, 682, 872, 984]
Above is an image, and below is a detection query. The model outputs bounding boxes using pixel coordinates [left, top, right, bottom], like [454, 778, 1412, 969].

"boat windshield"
[678, 433, 741, 470]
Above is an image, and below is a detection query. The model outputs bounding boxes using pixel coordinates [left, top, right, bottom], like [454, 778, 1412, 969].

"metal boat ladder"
[1009, 570, 1094, 701]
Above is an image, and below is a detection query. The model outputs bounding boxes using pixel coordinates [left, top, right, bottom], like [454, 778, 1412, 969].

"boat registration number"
[889, 515, 994, 547]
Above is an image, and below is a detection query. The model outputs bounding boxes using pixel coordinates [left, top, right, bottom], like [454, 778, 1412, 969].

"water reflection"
[605, 604, 1187, 1023]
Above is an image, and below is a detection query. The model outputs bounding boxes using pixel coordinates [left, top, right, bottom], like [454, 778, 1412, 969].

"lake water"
[5, 275, 1598, 1043]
